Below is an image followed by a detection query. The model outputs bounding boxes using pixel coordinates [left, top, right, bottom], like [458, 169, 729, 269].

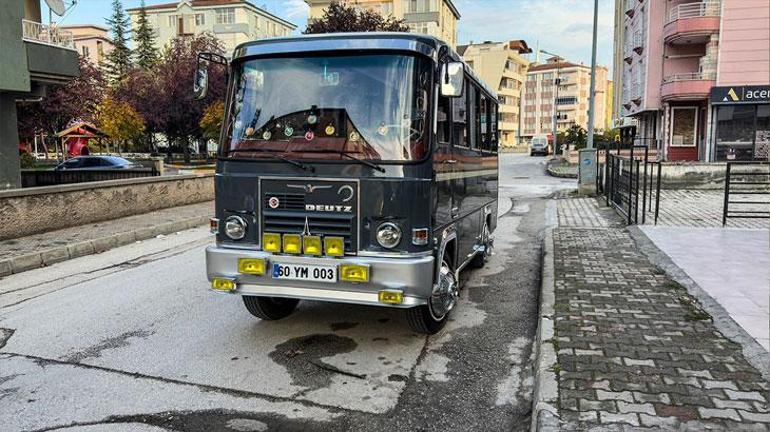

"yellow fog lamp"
[238, 258, 266, 275]
[211, 278, 236, 291]
[324, 236, 345, 257]
[340, 264, 369, 283]
[263, 233, 281, 253]
[378, 290, 403, 305]
[283, 234, 302, 254]
[303, 236, 322, 256]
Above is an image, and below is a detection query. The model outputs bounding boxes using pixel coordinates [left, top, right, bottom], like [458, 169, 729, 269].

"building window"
[195, 13, 205, 26]
[216, 8, 235, 24]
[81, 45, 89, 57]
[404, 0, 437, 13]
[715, 105, 770, 161]
[670, 107, 698, 147]
[168, 15, 176, 26]
[96, 41, 103, 57]
[556, 96, 577, 105]
[381, 2, 393, 15]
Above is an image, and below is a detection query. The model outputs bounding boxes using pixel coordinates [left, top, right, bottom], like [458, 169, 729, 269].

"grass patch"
[554, 303, 570, 313]
[678, 295, 712, 321]
[665, 280, 687, 292]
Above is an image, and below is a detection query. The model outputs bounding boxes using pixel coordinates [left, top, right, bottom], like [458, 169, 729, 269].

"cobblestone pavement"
[651, 190, 768, 229]
[552, 198, 770, 431]
[557, 198, 623, 229]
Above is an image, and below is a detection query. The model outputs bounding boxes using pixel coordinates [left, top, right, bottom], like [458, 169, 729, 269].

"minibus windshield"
[223, 54, 431, 162]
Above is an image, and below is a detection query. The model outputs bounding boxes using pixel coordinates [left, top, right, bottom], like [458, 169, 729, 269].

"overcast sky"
[48, 0, 615, 70]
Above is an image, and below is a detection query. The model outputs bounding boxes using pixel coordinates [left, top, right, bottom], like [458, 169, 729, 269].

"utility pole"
[579, 0, 600, 195]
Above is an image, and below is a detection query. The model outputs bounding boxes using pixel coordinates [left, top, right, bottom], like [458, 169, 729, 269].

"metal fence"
[722, 162, 770, 226]
[598, 143, 661, 225]
[21, 168, 160, 188]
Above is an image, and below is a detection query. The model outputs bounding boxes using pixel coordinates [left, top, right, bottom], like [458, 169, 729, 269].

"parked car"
[530, 135, 550, 156]
[54, 156, 139, 171]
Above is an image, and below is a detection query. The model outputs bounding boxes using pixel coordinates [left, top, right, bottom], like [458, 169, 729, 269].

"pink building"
[615, 0, 769, 162]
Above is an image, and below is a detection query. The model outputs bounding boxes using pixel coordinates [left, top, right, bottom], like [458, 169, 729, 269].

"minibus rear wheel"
[242, 296, 299, 320]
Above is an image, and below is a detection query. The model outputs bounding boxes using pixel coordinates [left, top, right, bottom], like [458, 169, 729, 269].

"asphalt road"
[0, 153, 575, 432]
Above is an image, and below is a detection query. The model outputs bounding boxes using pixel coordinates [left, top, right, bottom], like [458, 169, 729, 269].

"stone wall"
[0, 174, 213, 240]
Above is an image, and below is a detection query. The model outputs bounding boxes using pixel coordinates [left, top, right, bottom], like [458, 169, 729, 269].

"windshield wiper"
[225, 148, 314, 172]
[302, 149, 386, 173]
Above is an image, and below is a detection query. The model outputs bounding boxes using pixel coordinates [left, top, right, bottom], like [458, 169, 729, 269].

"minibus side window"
[490, 102, 498, 153]
[453, 85, 467, 148]
[467, 82, 477, 150]
[480, 93, 488, 150]
[437, 95, 451, 144]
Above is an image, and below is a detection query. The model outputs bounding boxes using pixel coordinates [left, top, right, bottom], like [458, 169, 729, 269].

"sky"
[45, 0, 615, 70]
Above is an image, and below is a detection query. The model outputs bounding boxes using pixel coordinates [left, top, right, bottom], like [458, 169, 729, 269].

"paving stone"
[599, 411, 640, 426]
[616, 401, 656, 415]
[623, 358, 655, 367]
[714, 399, 755, 410]
[654, 404, 699, 421]
[698, 407, 741, 421]
[739, 411, 770, 423]
[579, 399, 616, 412]
[703, 380, 739, 390]
[677, 368, 713, 379]
[638, 414, 681, 429]
[597, 390, 635, 403]
[725, 390, 767, 402]
[633, 392, 671, 405]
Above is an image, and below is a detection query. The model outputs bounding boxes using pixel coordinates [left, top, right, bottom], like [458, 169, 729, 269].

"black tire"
[406, 258, 455, 334]
[530, 151, 535, 156]
[242, 296, 299, 320]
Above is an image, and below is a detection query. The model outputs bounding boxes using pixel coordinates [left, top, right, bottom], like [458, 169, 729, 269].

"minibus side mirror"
[193, 60, 209, 100]
[193, 52, 229, 101]
[440, 62, 464, 97]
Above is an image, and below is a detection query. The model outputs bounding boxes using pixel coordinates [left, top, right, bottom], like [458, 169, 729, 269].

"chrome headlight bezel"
[376, 222, 402, 249]
[224, 215, 247, 240]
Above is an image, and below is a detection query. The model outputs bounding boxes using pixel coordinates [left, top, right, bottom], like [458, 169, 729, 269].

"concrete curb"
[0, 215, 209, 277]
[545, 159, 578, 179]
[628, 226, 770, 382]
[531, 224, 561, 432]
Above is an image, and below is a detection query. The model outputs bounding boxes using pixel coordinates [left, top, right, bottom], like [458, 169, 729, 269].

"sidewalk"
[533, 197, 770, 431]
[0, 201, 212, 276]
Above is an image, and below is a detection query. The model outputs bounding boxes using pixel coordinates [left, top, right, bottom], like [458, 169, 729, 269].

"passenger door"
[433, 94, 455, 233]
[456, 82, 479, 263]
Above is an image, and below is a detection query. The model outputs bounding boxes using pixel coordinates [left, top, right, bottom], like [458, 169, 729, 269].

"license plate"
[272, 263, 337, 283]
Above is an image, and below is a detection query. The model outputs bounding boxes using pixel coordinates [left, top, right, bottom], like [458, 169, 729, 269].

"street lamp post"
[578, 0, 600, 195]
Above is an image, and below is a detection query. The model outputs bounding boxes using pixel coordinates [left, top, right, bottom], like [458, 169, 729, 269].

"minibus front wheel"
[406, 258, 457, 334]
[242, 296, 299, 320]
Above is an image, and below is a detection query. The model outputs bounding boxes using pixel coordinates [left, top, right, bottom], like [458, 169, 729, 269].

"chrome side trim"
[357, 250, 433, 258]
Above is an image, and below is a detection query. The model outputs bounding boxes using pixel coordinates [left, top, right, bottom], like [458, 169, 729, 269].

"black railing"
[722, 162, 770, 226]
[599, 143, 661, 225]
[21, 168, 159, 188]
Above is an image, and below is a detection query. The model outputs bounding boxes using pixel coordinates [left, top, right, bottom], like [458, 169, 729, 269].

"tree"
[565, 125, 587, 149]
[96, 96, 146, 154]
[153, 33, 226, 162]
[17, 57, 106, 150]
[200, 100, 224, 141]
[104, 0, 132, 83]
[133, 0, 159, 70]
[304, 1, 409, 34]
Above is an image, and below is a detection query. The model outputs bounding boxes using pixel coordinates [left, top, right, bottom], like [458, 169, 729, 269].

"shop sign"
[711, 85, 770, 105]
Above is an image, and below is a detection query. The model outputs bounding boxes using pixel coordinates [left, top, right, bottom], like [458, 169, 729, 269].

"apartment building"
[1, 0, 79, 189]
[305, 0, 460, 47]
[458, 40, 531, 148]
[126, 0, 296, 56]
[60, 25, 114, 66]
[614, 0, 770, 162]
[521, 57, 609, 145]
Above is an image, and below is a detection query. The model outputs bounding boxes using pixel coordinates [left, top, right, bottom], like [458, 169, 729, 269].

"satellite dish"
[45, 0, 66, 16]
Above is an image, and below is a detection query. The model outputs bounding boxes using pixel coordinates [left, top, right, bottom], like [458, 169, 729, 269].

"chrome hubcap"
[430, 261, 458, 320]
[482, 225, 493, 261]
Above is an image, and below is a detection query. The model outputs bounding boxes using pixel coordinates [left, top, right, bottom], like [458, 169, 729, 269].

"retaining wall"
[0, 174, 213, 240]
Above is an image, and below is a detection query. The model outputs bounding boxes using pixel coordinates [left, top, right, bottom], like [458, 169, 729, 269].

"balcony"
[21, 19, 75, 50]
[631, 83, 643, 105]
[661, 72, 716, 101]
[625, 0, 635, 17]
[624, 45, 633, 64]
[664, 1, 721, 45]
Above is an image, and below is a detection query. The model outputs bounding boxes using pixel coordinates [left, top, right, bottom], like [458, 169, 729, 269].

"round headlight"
[224, 215, 247, 240]
[376, 222, 402, 249]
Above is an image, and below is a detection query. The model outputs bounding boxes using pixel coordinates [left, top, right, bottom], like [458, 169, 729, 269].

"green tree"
[133, 0, 158, 70]
[304, 1, 409, 33]
[104, 0, 132, 83]
[97, 96, 146, 154]
[565, 125, 587, 149]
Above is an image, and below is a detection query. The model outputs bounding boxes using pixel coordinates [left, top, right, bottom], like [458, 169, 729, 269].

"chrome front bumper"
[205, 245, 435, 308]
